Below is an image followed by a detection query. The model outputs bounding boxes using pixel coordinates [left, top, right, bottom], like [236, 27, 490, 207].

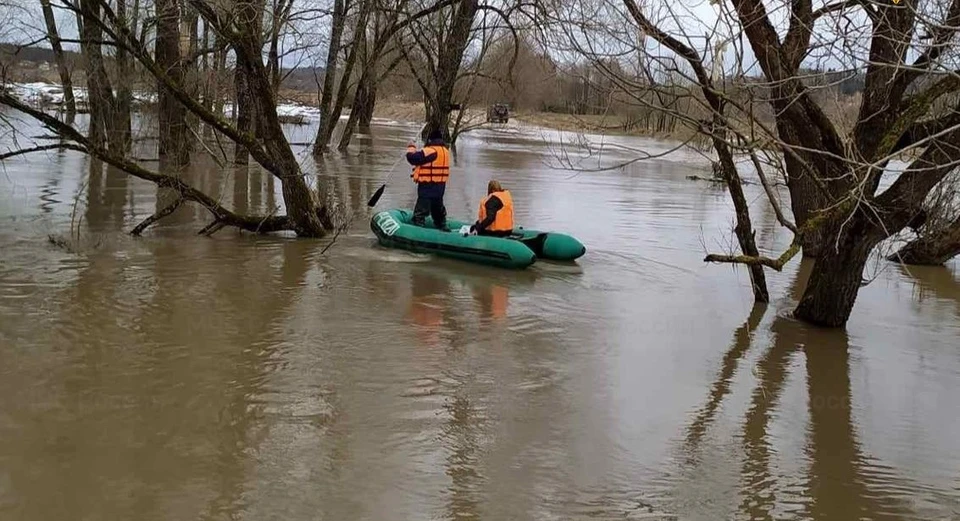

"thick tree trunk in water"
[79, 0, 118, 149]
[889, 216, 960, 266]
[238, 52, 326, 235]
[155, 0, 190, 167]
[357, 79, 376, 132]
[794, 216, 882, 327]
[336, 68, 374, 152]
[183, 4, 201, 140]
[313, 0, 347, 156]
[40, 0, 76, 117]
[317, 0, 367, 154]
[231, 0, 328, 236]
[213, 44, 227, 124]
[233, 65, 255, 165]
[114, 0, 133, 150]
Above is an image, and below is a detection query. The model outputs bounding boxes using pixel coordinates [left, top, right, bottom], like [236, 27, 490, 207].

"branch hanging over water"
[704, 240, 802, 271]
[750, 150, 798, 234]
[0, 92, 301, 235]
[0, 143, 89, 160]
[131, 196, 186, 236]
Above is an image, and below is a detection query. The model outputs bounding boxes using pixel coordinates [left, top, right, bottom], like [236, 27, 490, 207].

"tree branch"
[131, 196, 186, 235]
[902, 0, 960, 80]
[751, 150, 798, 233]
[58, 0, 286, 179]
[0, 92, 298, 234]
[891, 105, 960, 154]
[811, 0, 869, 21]
[0, 143, 88, 160]
[704, 239, 801, 271]
[782, 0, 813, 71]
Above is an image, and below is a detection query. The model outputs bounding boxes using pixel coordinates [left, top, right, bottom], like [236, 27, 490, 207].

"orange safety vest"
[477, 190, 514, 232]
[410, 145, 451, 183]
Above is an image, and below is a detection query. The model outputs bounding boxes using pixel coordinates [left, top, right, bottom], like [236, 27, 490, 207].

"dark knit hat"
[428, 129, 443, 141]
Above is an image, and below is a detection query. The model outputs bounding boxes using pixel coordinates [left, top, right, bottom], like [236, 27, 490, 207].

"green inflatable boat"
[370, 208, 586, 269]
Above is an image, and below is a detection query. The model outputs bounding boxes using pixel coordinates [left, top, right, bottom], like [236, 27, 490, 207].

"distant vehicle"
[486, 103, 509, 124]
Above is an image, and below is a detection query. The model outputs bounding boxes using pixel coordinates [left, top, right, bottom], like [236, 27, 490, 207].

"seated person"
[469, 180, 514, 237]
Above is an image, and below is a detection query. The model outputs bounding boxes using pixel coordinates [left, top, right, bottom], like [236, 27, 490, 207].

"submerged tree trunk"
[155, 0, 191, 167]
[40, 0, 76, 118]
[336, 65, 371, 152]
[114, 0, 133, 149]
[313, 0, 347, 156]
[889, 216, 960, 266]
[358, 81, 376, 132]
[183, 4, 201, 139]
[78, 0, 118, 150]
[713, 131, 769, 303]
[229, 0, 329, 236]
[794, 215, 883, 327]
[234, 64, 255, 165]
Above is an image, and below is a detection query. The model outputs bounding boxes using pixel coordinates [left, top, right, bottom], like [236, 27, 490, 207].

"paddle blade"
[367, 183, 386, 207]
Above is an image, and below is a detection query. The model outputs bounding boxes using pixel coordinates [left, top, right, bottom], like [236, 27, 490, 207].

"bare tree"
[401, 0, 479, 142]
[543, 0, 960, 327]
[39, 0, 77, 117]
[311, 0, 365, 156]
[333, 0, 460, 151]
[2, 0, 335, 237]
[156, 0, 191, 166]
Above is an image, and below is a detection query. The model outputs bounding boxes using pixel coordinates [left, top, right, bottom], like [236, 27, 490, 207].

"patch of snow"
[4, 82, 355, 125]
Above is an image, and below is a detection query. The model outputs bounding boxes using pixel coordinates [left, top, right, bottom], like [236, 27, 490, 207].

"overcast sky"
[0, 0, 935, 77]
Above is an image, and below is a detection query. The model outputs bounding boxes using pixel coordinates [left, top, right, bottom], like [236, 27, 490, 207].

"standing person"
[468, 179, 514, 237]
[406, 129, 450, 230]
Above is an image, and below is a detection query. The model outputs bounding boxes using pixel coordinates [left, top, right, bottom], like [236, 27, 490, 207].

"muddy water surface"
[1, 113, 958, 520]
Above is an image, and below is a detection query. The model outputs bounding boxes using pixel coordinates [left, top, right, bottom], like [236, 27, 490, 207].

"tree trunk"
[155, 0, 191, 167]
[336, 66, 372, 152]
[213, 40, 227, 122]
[268, 0, 292, 93]
[78, 0, 117, 149]
[313, 0, 347, 156]
[794, 215, 883, 327]
[40, 0, 76, 117]
[357, 75, 376, 132]
[422, 0, 478, 142]
[713, 129, 769, 303]
[233, 64, 255, 165]
[889, 216, 960, 265]
[233, 0, 329, 236]
[183, 3, 201, 140]
[114, 0, 133, 151]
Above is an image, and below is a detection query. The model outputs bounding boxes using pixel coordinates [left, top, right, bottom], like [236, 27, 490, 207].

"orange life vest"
[410, 145, 450, 183]
[478, 190, 514, 232]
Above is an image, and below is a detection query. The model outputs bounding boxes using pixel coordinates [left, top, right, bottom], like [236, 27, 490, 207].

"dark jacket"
[407, 137, 448, 198]
[406, 137, 446, 167]
[472, 194, 505, 234]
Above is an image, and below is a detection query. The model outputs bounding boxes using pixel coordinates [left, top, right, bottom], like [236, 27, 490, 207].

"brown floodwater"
[1, 111, 958, 521]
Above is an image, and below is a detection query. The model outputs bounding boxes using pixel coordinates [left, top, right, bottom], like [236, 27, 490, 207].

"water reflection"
[84, 160, 130, 230]
[900, 264, 960, 319]
[407, 269, 451, 349]
[473, 283, 509, 322]
[681, 260, 919, 520]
